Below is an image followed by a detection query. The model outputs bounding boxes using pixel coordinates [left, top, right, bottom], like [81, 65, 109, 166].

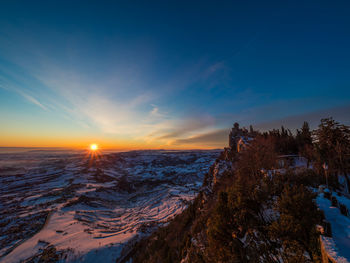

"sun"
[86, 143, 100, 160]
[90, 144, 98, 151]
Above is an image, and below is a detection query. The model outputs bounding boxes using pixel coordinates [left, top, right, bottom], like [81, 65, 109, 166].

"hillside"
[127, 118, 350, 263]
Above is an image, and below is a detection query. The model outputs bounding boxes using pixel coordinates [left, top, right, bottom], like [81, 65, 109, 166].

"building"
[229, 122, 253, 153]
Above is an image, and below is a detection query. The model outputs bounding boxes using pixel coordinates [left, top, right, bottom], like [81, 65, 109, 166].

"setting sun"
[90, 144, 98, 151]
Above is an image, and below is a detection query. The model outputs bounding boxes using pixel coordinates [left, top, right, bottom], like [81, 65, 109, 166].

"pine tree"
[314, 118, 350, 189]
[296, 121, 313, 166]
[269, 184, 322, 262]
[207, 191, 246, 262]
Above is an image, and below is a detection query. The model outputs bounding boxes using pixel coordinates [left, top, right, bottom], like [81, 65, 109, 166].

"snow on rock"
[320, 236, 350, 263]
[335, 193, 350, 212]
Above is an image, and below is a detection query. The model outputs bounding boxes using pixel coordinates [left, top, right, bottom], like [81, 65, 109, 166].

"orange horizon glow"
[0, 125, 224, 150]
[0, 136, 220, 150]
[0, 143, 219, 151]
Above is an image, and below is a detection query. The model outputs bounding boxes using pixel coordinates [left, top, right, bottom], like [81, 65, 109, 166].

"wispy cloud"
[172, 128, 228, 148]
[151, 115, 216, 141]
[20, 92, 48, 111]
[149, 104, 166, 119]
[0, 83, 48, 111]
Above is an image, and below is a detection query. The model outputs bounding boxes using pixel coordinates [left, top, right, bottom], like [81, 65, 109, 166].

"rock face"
[201, 157, 232, 201]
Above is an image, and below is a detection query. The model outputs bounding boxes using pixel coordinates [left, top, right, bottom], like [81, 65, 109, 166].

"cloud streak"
[0, 83, 48, 111]
[17, 90, 48, 111]
[172, 129, 228, 148]
[155, 115, 216, 140]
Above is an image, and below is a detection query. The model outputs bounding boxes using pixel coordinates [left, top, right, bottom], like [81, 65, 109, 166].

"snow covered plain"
[0, 149, 219, 262]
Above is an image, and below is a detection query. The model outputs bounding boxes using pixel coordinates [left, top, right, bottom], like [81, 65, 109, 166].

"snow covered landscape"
[0, 149, 219, 262]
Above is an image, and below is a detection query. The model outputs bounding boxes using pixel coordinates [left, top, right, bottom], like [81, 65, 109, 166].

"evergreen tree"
[207, 191, 246, 262]
[314, 118, 350, 189]
[296, 121, 313, 166]
[249, 125, 254, 134]
[269, 185, 322, 262]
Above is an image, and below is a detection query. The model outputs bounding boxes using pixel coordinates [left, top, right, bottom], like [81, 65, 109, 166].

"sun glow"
[90, 144, 98, 151]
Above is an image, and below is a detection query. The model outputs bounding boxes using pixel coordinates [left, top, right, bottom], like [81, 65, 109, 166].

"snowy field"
[0, 149, 219, 262]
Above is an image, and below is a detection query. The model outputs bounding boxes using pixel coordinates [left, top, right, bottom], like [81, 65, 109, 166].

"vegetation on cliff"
[128, 118, 350, 263]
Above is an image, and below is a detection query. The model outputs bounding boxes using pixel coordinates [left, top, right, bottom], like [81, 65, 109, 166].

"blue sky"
[0, 0, 350, 148]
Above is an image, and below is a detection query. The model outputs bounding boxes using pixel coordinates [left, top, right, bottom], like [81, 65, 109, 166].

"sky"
[0, 0, 350, 149]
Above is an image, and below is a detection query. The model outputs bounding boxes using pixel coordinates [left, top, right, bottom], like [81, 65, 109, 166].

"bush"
[323, 220, 332, 237]
[39, 245, 59, 262]
[324, 192, 331, 200]
[340, 204, 348, 216]
[331, 196, 338, 207]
